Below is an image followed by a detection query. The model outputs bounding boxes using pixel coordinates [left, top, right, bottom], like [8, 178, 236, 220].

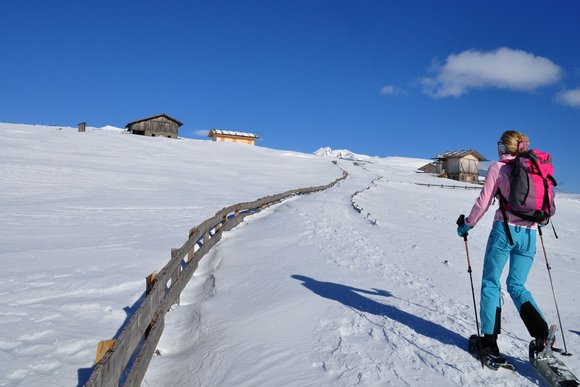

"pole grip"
[457, 214, 468, 239]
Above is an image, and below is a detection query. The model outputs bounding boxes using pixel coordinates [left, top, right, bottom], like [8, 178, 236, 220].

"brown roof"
[433, 150, 486, 161]
[125, 113, 184, 128]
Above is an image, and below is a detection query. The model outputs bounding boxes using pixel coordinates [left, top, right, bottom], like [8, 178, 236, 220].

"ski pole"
[538, 226, 572, 356]
[457, 215, 484, 369]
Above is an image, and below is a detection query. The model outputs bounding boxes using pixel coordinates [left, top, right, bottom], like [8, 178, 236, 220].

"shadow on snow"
[291, 274, 540, 383]
[291, 274, 467, 349]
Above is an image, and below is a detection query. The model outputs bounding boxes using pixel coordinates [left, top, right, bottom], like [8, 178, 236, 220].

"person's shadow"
[291, 274, 467, 349]
[291, 275, 540, 382]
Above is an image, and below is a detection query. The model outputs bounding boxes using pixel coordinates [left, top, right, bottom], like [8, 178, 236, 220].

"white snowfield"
[0, 123, 578, 386]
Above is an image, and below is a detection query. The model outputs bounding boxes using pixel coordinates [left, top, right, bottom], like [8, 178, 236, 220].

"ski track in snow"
[145, 161, 562, 386]
[294, 165, 530, 386]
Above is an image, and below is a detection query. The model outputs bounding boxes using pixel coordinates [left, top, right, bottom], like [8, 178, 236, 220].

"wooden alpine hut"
[126, 114, 183, 138]
[432, 149, 487, 183]
[208, 129, 259, 145]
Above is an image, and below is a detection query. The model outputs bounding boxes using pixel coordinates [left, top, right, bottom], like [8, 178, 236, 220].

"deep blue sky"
[1, 1, 580, 192]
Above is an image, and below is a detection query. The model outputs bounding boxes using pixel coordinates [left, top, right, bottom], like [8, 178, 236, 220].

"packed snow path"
[145, 161, 578, 386]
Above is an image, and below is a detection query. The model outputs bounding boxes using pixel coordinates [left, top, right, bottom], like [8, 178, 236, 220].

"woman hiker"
[456, 130, 549, 359]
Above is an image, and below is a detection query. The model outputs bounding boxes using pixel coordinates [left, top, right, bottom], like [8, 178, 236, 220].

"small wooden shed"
[417, 162, 438, 174]
[431, 150, 486, 183]
[208, 129, 259, 145]
[126, 114, 183, 138]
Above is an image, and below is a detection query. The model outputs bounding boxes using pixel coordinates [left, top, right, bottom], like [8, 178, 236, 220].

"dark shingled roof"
[125, 113, 184, 128]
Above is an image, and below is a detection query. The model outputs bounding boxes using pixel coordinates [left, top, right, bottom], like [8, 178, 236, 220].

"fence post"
[187, 227, 197, 263]
[146, 272, 157, 294]
[94, 339, 116, 364]
[170, 249, 180, 306]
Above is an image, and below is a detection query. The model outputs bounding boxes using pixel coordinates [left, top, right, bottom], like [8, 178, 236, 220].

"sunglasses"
[497, 141, 508, 154]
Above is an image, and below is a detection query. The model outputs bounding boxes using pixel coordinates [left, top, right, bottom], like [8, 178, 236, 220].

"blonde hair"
[500, 130, 529, 155]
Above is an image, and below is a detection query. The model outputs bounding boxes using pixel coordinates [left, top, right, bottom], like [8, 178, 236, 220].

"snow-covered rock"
[97, 125, 125, 132]
[314, 146, 372, 161]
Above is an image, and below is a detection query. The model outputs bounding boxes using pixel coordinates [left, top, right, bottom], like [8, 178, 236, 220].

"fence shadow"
[116, 292, 148, 338]
[77, 367, 93, 387]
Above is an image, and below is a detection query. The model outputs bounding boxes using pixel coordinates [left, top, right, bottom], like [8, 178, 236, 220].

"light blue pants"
[480, 221, 544, 335]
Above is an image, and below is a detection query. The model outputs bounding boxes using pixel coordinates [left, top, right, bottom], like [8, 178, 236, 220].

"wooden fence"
[415, 182, 482, 190]
[85, 169, 348, 387]
[350, 175, 383, 225]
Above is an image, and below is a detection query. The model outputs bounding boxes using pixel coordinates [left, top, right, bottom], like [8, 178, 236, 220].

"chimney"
[78, 122, 87, 132]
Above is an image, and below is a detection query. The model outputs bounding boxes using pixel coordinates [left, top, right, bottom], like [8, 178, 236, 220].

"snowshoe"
[468, 334, 515, 371]
[529, 325, 579, 387]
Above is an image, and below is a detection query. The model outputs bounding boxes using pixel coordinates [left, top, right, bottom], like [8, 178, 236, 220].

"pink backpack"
[499, 149, 557, 225]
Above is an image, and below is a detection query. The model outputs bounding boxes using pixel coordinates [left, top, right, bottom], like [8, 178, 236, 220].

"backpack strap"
[497, 189, 514, 246]
[542, 178, 552, 222]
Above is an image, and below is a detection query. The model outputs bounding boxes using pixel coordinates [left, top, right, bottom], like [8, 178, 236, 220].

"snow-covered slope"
[2, 123, 579, 386]
[145, 158, 580, 386]
[0, 123, 339, 386]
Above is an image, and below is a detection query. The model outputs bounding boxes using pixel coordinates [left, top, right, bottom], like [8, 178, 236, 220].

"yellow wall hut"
[208, 129, 259, 145]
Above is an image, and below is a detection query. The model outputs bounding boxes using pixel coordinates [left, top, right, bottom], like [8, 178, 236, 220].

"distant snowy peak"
[314, 147, 371, 161]
[98, 125, 125, 132]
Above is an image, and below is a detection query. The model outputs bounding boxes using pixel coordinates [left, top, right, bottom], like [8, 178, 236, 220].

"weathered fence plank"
[415, 182, 481, 190]
[160, 229, 222, 313]
[86, 278, 165, 387]
[123, 317, 165, 387]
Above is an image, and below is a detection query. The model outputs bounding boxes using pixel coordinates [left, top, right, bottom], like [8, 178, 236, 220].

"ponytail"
[500, 130, 530, 155]
[515, 134, 529, 155]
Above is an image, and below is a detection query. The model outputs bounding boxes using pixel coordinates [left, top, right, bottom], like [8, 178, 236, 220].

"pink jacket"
[465, 154, 537, 229]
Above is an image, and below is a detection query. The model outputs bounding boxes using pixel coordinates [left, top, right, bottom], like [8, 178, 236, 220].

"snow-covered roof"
[208, 129, 259, 139]
[433, 150, 486, 161]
